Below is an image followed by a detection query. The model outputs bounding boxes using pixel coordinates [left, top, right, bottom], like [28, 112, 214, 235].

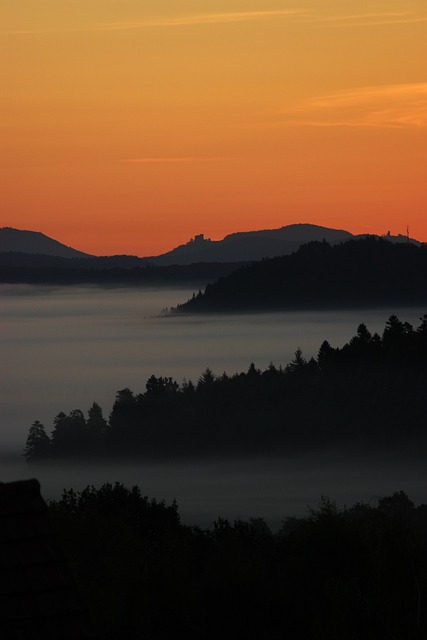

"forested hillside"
[176, 237, 427, 312]
[25, 314, 427, 461]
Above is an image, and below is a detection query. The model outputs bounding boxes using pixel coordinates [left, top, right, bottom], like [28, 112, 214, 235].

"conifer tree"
[24, 420, 51, 461]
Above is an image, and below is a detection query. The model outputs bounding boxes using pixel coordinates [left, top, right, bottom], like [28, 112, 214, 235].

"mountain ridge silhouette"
[1, 223, 419, 264]
[0, 227, 93, 259]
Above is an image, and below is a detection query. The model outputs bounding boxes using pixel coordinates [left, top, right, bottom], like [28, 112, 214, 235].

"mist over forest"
[24, 314, 427, 463]
[4, 256, 427, 639]
[3, 233, 427, 640]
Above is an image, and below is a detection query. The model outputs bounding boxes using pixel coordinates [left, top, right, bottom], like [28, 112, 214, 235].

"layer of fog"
[1, 284, 424, 452]
[1, 450, 426, 529]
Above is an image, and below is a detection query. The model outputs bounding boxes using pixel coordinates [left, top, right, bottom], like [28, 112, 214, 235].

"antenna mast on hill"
[406, 225, 410, 243]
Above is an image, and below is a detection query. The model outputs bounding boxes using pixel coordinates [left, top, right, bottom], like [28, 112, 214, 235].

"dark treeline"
[176, 237, 427, 312]
[0, 252, 149, 269]
[0, 253, 244, 286]
[50, 482, 427, 639]
[25, 314, 427, 461]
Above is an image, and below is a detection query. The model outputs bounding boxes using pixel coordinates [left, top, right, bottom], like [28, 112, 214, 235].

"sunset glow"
[2, 1, 426, 255]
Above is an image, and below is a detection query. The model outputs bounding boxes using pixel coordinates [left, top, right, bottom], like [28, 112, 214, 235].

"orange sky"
[1, 1, 426, 256]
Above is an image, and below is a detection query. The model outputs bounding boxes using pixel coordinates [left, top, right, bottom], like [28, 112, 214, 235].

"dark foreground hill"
[176, 237, 427, 312]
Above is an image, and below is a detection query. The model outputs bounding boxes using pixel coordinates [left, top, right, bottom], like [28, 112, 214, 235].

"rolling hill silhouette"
[0, 227, 93, 258]
[146, 224, 353, 264]
[1, 224, 419, 265]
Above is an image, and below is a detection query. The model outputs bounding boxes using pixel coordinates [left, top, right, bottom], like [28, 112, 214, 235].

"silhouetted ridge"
[1, 224, 420, 270]
[0, 254, 244, 287]
[0, 227, 93, 258]
[175, 237, 427, 312]
[2, 229, 423, 288]
[146, 223, 354, 264]
[24, 314, 427, 461]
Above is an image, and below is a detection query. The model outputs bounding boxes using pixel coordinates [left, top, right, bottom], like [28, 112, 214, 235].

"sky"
[1, 0, 426, 256]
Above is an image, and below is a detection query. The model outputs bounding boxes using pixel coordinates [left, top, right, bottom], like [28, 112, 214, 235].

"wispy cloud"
[312, 11, 427, 28]
[121, 157, 221, 164]
[96, 10, 309, 31]
[5, 30, 35, 35]
[4, 7, 424, 36]
[95, 8, 427, 32]
[309, 84, 427, 106]
[271, 84, 427, 129]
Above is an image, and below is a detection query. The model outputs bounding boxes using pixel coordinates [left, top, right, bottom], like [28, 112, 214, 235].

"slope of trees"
[24, 314, 427, 461]
[175, 237, 427, 312]
[49, 483, 427, 639]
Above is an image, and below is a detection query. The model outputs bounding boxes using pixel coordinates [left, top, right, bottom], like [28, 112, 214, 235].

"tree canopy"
[49, 485, 427, 639]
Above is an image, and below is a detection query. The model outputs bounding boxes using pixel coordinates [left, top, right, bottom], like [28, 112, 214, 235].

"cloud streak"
[312, 11, 427, 28]
[4, 8, 424, 35]
[270, 84, 427, 129]
[121, 157, 221, 164]
[96, 10, 309, 31]
[95, 8, 426, 31]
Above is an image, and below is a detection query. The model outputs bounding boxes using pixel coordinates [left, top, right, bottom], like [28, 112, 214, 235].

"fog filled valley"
[2, 285, 425, 447]
[2, 285, 426, 515]
[2, 284, 427, 638]
[3, 0, 426, 629]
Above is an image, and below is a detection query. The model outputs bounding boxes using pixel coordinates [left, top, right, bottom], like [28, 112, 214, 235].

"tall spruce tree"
[24, 420, 51, 461]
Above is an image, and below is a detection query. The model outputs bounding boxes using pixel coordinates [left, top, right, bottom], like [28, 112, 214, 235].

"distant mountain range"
[146, 224, 354, 264]
[1, 226, 425, 297]
[146, 224, 421, 265]
[0, 224, 420, 265]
